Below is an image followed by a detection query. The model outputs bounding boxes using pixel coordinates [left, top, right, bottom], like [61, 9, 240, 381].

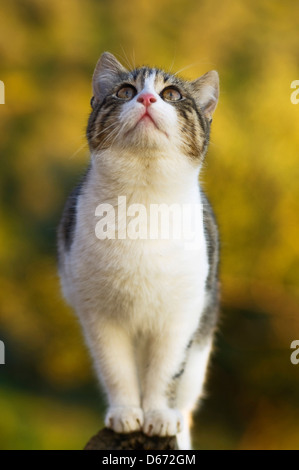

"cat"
[57, 52, 220, 450]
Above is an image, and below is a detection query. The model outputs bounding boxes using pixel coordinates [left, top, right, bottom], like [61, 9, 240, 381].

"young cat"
[57, 52, 220, 450]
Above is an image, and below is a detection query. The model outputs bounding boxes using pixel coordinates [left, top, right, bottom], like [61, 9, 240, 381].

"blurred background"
[0, 0, 298, 450]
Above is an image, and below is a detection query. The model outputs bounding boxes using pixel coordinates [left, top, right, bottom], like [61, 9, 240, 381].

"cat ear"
[92, 52, 128, 103]
[191, 71, 219, 120]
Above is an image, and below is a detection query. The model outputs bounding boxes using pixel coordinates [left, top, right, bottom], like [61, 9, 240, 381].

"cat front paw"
[143, 408, 183, 437]
[105, 406, 144, 433]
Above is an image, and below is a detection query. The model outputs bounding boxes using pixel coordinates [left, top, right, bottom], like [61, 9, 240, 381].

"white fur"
[59, 73, 212, 449]
[117, 75, 180, 150]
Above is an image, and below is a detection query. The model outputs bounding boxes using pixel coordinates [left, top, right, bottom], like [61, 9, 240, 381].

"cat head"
[87, 52, 219, 162]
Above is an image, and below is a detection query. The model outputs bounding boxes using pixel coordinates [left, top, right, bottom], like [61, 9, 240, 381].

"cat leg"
[142, 325, 195, 437]
[175, 338, 213, 450]
[82, 318, 143, 433]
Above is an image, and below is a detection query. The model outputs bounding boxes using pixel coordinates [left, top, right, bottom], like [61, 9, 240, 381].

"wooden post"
[84, 428, 178, 450]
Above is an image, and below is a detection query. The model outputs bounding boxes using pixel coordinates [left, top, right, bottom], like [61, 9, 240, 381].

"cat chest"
[70, 199, 209, 326]
[78, 238, 208, 326]
[76, 234, 208, 302]
[72, 183, 209, 314]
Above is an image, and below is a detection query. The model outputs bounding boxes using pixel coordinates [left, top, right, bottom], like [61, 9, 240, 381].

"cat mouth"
[138, 111, 157, 126]
[126, 111, 169, 139]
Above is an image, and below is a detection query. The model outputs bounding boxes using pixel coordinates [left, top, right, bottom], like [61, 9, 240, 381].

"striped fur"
[57, 52, 220, 450]
[87, 62, 216, 161]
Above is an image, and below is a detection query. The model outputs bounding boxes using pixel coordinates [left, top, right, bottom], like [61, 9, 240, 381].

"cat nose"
[137, 93, 157, 107]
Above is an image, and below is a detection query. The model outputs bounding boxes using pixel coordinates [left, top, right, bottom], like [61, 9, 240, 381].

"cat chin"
[120, 127, 169, 151]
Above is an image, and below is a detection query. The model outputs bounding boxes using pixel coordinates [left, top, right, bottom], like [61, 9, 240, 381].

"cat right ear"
[191, 71, 219, 120]
[92, 52, 128, 104]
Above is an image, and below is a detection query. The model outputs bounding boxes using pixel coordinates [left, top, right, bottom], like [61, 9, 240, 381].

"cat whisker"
[69, 141, 89, 160]
[119, 46, 134, 70]
[99, 122, 124, 149]
[110, 121, 127, 148]
[131, 49, 136, 70]
[173, 63, 199, 77]
[168, 51, 177, 74]
[99, 129, 118, 149]
[97, 120, 119, 138]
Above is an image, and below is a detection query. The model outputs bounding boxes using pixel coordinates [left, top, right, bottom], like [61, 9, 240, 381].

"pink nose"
[137, 93, 157, 107]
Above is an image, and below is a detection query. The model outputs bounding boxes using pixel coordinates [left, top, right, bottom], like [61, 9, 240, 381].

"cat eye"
[116, 85, 137, 101]
[161, 87, 182, 102]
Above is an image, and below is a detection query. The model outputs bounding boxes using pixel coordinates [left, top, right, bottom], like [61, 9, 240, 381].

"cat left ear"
[92, 52, 128, 103]
[191, 71, 219, 120]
